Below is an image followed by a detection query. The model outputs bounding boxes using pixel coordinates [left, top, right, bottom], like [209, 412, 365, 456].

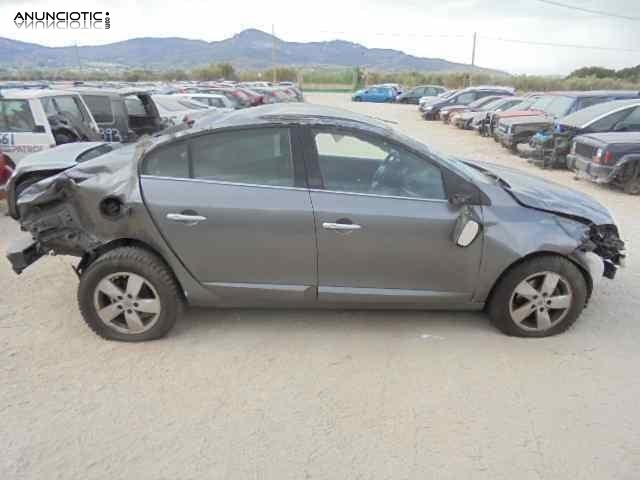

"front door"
[140, 126, 317, 305]
[307, 127, 483, 306]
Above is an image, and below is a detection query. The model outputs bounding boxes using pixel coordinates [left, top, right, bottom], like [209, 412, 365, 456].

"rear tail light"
[603, 150, 614, 165]
[0, 154, 13, 186]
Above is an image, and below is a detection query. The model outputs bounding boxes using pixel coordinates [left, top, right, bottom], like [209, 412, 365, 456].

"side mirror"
[452, 206, 482, 247]
[32, 125, 46, 133]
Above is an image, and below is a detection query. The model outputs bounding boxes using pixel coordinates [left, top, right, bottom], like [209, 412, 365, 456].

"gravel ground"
[1, 93, 639, 480]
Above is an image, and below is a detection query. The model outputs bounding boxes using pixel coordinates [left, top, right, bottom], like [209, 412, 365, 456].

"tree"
[567, 66, 616, 79]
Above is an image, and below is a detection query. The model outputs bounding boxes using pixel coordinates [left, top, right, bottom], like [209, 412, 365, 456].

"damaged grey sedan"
[5, 104, 625, 341]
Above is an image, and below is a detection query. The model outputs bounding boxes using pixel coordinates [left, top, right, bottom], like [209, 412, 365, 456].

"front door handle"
[166, 213, 207, 224]
[322, 222, 362, 231]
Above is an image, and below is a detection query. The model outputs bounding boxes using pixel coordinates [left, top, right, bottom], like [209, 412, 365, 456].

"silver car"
[5, 104, 625, 341]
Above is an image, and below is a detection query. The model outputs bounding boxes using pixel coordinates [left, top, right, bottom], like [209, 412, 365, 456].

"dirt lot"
[1, 93, 639, 479]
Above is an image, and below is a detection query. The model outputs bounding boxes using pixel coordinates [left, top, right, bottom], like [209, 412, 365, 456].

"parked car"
[70, 88, 165, 143]
[482, 96, 540, 137]
[419, 90, 456, 110]
[0, 89, 101, 168]
[442, 95, 505, 124]
[396, 85, 446, 104]
[250, 87, 293, 104]
[495, 91, 640, 152]
[420, 86, 515, 120]
[470, 97, 530, 134]
[352, 86, 397, 103]
[175, 93, 235, 110]
[452, 97, 524, 130]
[568, 132, 640, 194]
[5, 104, 624, 341]
[151, 94, 214, 126]
[522, 99, 640, 168]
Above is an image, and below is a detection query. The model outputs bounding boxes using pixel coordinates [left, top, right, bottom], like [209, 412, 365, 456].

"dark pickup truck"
[568, 132, 640, 194]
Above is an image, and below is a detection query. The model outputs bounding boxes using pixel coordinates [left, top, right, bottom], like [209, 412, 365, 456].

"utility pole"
[470, 32, 477, 87]
[272, 24, 277, 84]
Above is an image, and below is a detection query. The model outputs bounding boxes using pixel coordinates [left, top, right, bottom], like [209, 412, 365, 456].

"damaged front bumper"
[7, 233, 44, 274]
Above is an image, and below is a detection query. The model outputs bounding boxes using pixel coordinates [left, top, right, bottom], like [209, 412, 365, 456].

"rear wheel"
[488, 256, 587, 337]
[78, 247, 182, 341]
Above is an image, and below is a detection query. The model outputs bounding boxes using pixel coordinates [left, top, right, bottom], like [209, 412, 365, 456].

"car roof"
[179, 93, 226, 99]
[0, 88, 81, 99]
[545, 90, 640, 98]
[560, 99, 640, 128]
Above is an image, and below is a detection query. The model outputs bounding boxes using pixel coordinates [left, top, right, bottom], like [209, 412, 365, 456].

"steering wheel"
[370, 151, 408, 195]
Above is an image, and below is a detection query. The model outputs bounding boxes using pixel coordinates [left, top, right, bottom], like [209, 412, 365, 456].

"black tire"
[78, 247, 182, 341]
[488, 255, 588, 337]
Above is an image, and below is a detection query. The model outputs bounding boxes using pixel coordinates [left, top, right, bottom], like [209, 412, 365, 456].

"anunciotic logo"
[14, 12, 111, 30]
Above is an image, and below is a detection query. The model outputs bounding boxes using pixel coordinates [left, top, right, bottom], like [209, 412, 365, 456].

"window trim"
[306, 125, 449, 202]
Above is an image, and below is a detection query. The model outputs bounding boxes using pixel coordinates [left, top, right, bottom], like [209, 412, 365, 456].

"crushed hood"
[467, 160, 614, 225]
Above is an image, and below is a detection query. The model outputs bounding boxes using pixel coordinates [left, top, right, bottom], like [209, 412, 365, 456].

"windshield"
[543, 95, 575, 117]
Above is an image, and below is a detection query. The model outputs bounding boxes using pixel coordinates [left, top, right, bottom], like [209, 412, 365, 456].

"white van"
[0, 89, 101, 167]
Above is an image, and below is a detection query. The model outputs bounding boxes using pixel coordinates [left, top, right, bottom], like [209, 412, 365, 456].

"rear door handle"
[322, 222, 362, 231]
[166, 213, 207, 224]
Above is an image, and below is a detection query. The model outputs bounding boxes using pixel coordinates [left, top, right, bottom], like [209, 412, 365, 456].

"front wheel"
[488, 256, 588, 337]
[78, 247, 182, 341]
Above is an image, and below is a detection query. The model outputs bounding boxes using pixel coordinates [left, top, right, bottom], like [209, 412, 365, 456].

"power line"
[532, 0, 640, 21]
[480, 35, 640, 53]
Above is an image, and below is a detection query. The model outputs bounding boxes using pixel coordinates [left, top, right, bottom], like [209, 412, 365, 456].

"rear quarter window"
[142, 142, 189, 178]
[0, 99, 36, 132]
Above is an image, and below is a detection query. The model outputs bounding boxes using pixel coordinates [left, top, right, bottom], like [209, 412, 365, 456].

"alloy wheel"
[508, 271, 573, 332]
[93, 272, 162, 334]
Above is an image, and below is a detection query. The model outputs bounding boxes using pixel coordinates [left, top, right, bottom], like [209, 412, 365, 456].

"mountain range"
[0, 29, 508, 75]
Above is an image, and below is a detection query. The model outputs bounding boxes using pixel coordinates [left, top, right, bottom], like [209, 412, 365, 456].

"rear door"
[140, 126, 317, 305]
[306, 127, 483, 306]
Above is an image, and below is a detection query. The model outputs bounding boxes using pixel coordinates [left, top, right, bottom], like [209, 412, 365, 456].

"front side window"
[190, 128, 294, 186]
[313, 130, 446, 200]
[0, 99, 36, 132]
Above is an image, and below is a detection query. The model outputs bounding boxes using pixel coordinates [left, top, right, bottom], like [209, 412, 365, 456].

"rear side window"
[142, 142, 189, 178]
[0, 99, 36, 132]
[190, 128, 293, 186]
[83, 95, 114, 123]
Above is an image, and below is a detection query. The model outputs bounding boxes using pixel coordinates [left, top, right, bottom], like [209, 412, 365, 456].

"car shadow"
[170, 306, 495, 341]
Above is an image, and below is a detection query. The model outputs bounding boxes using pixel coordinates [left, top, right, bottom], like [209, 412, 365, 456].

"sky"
[0, 0, 639, 75]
